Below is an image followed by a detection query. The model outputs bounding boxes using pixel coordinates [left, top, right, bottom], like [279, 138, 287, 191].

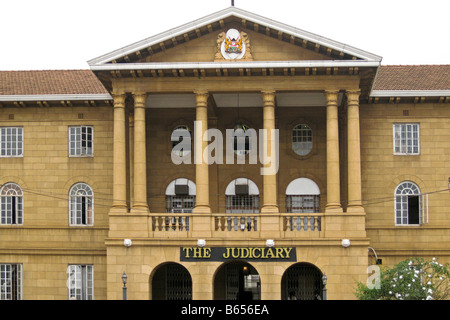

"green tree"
[355, 257, 450, 300]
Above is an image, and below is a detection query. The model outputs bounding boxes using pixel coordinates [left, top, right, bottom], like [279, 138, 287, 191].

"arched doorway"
[214, 261, 260, 300]
[281, 262, 323, 300]
[151, 262, 192, 300]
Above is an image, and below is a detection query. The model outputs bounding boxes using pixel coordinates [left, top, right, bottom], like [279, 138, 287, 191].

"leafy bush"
[355, 257, 450, 300]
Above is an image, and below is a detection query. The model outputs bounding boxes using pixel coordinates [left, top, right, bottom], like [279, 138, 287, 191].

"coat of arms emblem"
[215, 28, 252, 61]
[225, 31, 242, 54]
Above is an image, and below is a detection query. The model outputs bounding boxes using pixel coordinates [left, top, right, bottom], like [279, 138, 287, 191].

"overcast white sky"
[0, 0, 449, 70]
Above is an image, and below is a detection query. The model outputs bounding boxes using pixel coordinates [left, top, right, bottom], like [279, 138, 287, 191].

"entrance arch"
[281, 262, 323, 300]
[213, 260, 261, 300]
[151, 262, 192, 300]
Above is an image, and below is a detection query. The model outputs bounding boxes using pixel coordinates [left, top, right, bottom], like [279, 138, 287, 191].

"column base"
[261, 205, 279, 214]
[108, 206, 128, 215]
[130, 206, 150, 215]
[346, 205, 366, 214]
[193, 205, 211, 214]
[325, 206, 343, 213]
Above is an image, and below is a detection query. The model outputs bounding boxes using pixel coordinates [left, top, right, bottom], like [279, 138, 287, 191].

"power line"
[0, 183, 447, 209]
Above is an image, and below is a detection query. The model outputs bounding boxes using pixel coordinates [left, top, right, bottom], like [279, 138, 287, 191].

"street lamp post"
[322, 274, 327, 300]
[122, 272, 127, 300]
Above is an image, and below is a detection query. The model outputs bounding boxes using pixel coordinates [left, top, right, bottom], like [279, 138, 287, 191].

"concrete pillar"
[132, 93, 149, 213]
[324, 90, 342, 212]
[346, 90, 364, 212]
[193, 91, 211, 213]
[112, 93, 128, 210]
[261, 90, 279, 213]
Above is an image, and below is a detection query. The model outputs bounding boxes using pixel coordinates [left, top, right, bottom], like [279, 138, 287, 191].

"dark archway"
[281, 262, 323, 300]
[213, 260, 260, 300]
[151, 262, 192, 300]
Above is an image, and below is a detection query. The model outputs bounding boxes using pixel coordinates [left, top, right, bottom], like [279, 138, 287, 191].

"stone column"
[346, 90, 364, 212]
[132, 93, 149, 213]
[261, 90, 279, 213]
[193, 91, 211, 213]
[112, 93, 128, 210]
[325, 90, 342, 212]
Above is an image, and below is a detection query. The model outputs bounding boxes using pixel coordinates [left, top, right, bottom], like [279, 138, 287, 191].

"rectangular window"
[0, 195, 23, 225]
[0, 127, 23, 157]
[0, 264, 22, 300]
[393, 123, 420, 155]
[67, 265, 94, 300]
[69, 126, 93, 156]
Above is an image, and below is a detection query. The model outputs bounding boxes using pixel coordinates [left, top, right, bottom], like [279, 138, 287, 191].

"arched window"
[69, 183, 93, 226]
[286, 178, 320, 213]
[165, 178, 196, 213]
[171, 125, 192, 157]
[225, 178, 259, 213]
[0, 183, 23, 225]
[395, 181, 420, 225]
[292, 124, 313, 156]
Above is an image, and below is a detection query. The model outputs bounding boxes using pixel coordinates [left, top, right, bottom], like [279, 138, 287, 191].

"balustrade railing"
[282, 214, 322, 232]
[214, 215, 258, 231]
[148, 213, 323, 235]
[151, 215, 190, 231]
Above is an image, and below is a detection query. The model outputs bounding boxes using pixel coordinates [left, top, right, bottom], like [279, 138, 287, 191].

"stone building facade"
[0, 7, 449, 300]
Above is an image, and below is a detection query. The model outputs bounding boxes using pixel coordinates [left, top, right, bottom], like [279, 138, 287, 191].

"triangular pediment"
[88, 7, 381, 66]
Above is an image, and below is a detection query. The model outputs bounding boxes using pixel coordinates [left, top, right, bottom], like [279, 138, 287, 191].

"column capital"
[194, 90, 209, 107]
[112, 93, 126, 108]
[261, 90, 276, 106]
[324, 90, 340, 104]
[346, 90, 361, 105]
[133, 92, 147, 108]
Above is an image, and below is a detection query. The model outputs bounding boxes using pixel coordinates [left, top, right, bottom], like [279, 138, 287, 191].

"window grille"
[67, 265, 94, 300]
[0, 127, 23, 157]
[0, 264, 22, 300]
[69, 183, 93, 226]
[292, 124, 312, 156]
[226, 195, 259, 213]
[69, 126, 93, 156]
[393, 123, 419, 155]
[286, 195, 320, 213]
[166, 195, 195, 214]
[0, 183, 23, 225]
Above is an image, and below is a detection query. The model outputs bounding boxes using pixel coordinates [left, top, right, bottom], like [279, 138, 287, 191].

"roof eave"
[370, 90, 450, 97]
[88, 7, 382, 66]
[0, 93, 113, 102]
[90, 60, 381, 71]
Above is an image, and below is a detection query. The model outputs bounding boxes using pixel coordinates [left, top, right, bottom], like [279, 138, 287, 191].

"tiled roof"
[0, 70, 109, 96]
[1, 66, 449, 97]
[373, 65, 450, 91]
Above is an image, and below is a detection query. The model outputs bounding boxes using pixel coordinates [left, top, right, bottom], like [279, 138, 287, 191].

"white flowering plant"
[355, 257, 450, 300]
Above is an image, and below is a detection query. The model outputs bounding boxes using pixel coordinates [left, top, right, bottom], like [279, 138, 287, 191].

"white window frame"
[67, 265, 94, 300]
[69, 126, 94, 157]
[0, 183, 23, 225]
[394, 181, 428, 226]
[0, 264, 22, 300]
[292, 124, 313, 156]
[69, 183, 94, 226]
[0, 127, 23, 157]
[393, 123, 420, 155]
